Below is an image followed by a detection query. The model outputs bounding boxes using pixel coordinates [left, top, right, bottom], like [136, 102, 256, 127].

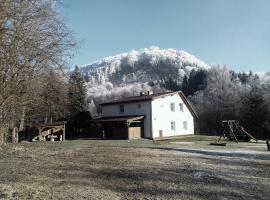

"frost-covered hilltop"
[81, 47, 209, 101]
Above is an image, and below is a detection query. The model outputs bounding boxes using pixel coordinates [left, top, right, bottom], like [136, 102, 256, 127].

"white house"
[98, 91, 197, 139]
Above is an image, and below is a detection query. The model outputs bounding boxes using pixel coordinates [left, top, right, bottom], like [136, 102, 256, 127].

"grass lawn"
[0, 135, 269, 200]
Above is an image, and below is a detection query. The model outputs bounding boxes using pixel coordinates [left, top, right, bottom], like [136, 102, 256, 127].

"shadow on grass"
[52, 164, 258, 200]
[148, 147, 270, 161]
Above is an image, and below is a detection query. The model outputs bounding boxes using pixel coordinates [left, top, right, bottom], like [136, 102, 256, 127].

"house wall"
[151, 93, 194, 138]
[101, 101, 152, 138]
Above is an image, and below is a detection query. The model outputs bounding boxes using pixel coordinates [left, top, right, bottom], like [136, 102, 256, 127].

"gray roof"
[94, 115, 145, 122]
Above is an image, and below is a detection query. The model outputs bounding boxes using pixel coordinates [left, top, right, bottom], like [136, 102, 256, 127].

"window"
[170, 103, 175, 112]
[119, 104, 124, 113]
[171, 121, 176, 131]
[183, 121, 187, 130]
[137, 104, 141, 109]
[179, 103, 184, 112]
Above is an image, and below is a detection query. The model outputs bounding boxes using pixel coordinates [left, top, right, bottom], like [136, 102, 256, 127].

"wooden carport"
[94, 116, 144, 139]
[32, 121, 66, 142]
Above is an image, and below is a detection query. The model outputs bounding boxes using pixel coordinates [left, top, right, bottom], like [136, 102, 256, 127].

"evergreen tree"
[161, 78, 181, 92]
[181, 75, 189, 95]
[181, 70, 207, 96]
[240, 88, 269, 139]
[68, 66, 87, 118]
[187, 70, 207, 96]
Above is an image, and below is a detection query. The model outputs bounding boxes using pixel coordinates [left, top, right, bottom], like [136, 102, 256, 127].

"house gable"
[151, 92, 195, 138]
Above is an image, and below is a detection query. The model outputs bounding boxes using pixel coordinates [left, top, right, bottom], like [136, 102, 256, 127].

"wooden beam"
[40, 125, 62, 129]
[38, 127, 42, 141]
[39, 127, 44, 133]
[63, 123, 65, 141]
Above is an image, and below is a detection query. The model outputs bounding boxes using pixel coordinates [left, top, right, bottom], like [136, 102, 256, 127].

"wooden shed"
[33, 121, 66, 142]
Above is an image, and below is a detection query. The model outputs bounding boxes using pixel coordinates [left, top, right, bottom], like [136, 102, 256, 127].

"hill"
[81, 47, 209, 101]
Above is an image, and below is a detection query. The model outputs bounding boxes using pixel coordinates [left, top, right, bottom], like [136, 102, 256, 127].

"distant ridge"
[81, 46, 209, 101]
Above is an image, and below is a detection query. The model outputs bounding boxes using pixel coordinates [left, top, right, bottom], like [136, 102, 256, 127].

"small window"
[183, 121, 187, 130]
[137, 104, 141, 109]
[119, 104, 124, 113]
[171, 121, 176, 131]
[170, 103, 175, 112]
[179, 103, 184, 112]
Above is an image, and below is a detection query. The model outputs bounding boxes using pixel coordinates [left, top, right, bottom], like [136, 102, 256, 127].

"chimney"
[147, 91, 153, 95]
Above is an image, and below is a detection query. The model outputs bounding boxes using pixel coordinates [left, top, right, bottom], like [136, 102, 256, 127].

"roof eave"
[99, 98, 151, 106]
[178, 91, 198, 118]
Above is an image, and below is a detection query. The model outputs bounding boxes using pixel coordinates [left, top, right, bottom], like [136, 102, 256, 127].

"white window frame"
[171, 121, 176, 131]
[170, 102, 175, 112]
[183, 121, 187, 130]
[179, 103, 184, 112]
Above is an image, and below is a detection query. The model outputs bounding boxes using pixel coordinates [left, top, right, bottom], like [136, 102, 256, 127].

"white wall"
[151, 93, 194, 138]
[101, 101, 152, 138]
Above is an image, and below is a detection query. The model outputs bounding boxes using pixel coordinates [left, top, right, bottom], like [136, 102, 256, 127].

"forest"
[0, 0, 79, 143]
[169, 67, 270, 139]
[0, 0, 269, 143]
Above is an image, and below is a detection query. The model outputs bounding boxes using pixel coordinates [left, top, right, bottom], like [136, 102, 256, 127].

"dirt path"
[0, 140, 269, 200]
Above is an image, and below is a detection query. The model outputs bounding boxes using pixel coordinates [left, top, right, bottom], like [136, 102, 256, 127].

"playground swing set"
[210, 120, 258, 146]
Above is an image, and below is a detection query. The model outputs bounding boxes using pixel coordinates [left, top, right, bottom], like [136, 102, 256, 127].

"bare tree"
[0, 0, 76, 143]
[191, 66, 247, 134]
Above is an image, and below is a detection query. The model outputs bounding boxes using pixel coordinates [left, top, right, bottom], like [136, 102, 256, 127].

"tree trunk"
[0, 127, 4, 145]
[12, 127, 18, 143]
[44, 115, 48, 124]
[19, 106, 26, 132]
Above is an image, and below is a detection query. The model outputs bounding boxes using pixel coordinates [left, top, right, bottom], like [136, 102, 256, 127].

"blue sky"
[61, 0, 270, 71]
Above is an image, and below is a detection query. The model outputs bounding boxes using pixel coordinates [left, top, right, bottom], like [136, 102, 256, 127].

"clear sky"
[61, 0, 270, 71]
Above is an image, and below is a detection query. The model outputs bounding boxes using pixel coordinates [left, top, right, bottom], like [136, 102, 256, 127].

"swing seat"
[209, 142, 227, 146]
